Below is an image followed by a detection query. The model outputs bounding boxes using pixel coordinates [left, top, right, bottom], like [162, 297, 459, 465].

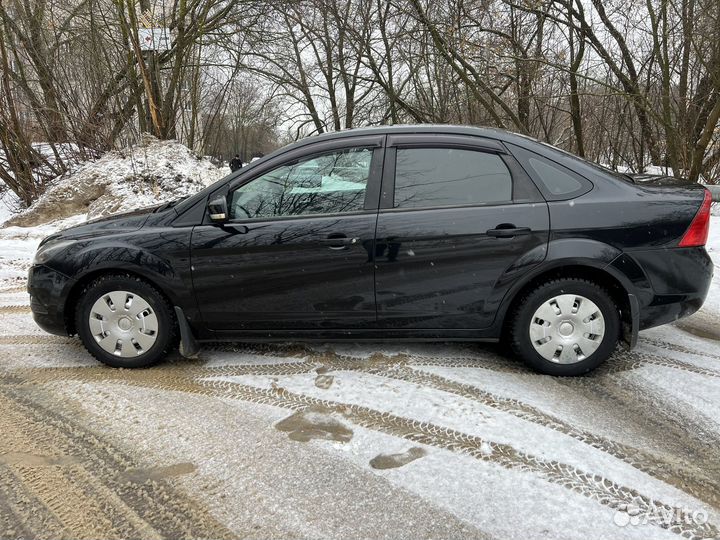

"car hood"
[40, 205, 160, 246]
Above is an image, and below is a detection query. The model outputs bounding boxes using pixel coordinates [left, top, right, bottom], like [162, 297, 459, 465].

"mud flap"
[623, 293, 639, 349]
[174, 306, 200, 359]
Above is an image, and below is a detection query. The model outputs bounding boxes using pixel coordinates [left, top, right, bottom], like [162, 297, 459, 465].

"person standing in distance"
[229, 154, 243, 172]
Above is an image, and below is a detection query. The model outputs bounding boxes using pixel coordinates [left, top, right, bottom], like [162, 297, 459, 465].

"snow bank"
[0, 188, 20, 224]
[4, 135, 226, 227]
[0, 215, 86, 286]
[702, 215, 720, 315]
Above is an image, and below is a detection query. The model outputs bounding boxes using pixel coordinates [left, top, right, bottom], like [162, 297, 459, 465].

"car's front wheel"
[509, 278, 620, 376]
[75, 274, 177, 368]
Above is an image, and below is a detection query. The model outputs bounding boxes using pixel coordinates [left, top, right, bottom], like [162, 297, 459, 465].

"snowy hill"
[4, 136, 226, 227]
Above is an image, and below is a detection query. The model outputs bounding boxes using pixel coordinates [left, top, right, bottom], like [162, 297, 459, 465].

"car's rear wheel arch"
[500, 264, 631, 341]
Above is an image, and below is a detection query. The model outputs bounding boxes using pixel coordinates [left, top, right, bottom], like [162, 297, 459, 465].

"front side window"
[393, 148, 512, 209]
[229, 147, 372, 220]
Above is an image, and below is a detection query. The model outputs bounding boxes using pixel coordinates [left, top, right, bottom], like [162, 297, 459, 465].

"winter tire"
[510, 278, 620, 376]
[75, 274, 177, 368]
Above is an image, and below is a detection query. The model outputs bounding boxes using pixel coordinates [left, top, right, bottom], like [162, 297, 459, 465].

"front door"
[191, 141, 383, 333]
[374, 135, 549, 330]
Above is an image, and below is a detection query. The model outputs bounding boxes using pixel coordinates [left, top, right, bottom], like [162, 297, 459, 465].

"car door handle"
[486, 226, 532, 238]
[319, 235, 359, 250]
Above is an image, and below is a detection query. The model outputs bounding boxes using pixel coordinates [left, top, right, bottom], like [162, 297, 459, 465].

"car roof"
[294, 124, 534, 147]
[227, 125, 538, 182]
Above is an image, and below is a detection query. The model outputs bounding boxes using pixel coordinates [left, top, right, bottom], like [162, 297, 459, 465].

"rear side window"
[508, 143, 592, 200]
[393, 148, 512, 209]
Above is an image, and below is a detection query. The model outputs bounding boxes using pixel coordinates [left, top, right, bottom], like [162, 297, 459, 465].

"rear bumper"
[623, 246, 713, 330]
[27, 264, 74, 336]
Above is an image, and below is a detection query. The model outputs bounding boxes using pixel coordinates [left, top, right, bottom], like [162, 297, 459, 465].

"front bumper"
[27, 264, 75, 336]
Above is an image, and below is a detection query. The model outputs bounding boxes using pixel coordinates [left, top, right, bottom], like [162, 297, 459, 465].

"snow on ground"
[61, 379, 682, 540]
[0, 142, 83, 222]
[2, 298, 719, 539]
[704, 216, 720, 313]
[0, 188, 20, 224]
[209, 366, 720, 516]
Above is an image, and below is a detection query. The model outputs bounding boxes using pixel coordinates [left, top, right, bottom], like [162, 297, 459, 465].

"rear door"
[190, 136, 384, 332]
[375, 134, 549, 330]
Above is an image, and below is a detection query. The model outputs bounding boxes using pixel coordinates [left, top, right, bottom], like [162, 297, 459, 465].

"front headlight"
[32, 239, 77, 265]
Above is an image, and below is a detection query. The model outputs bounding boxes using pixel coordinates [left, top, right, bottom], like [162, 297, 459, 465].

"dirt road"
[1, 284, 719, 539]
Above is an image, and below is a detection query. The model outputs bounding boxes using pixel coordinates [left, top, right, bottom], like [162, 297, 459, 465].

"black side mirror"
[208, 196, 228, 222]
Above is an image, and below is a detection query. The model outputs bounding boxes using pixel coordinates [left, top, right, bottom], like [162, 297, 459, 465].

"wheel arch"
[496, 261, 636, 346]
[63, 267, 178, 336]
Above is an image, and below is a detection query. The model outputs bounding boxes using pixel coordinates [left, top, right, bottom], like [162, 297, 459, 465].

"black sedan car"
[28, 125, 713, 375]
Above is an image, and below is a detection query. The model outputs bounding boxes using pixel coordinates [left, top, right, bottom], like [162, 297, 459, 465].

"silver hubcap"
[529, 294, 605, 364]
[88, 291, 159, 357]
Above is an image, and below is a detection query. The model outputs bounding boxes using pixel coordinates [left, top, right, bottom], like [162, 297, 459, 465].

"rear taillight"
[678, 189, 712, 247]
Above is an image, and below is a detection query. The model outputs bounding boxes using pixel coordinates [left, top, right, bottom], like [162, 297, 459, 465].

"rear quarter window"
[507, 143, 592, 200]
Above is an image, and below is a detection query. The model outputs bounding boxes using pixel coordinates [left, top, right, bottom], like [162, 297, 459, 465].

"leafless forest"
[1, 0, 719, 206]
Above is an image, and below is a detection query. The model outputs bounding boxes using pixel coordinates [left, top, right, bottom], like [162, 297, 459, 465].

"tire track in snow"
[6, 332, 718, 379]
[346, 363, 720, 510]
[212, 351, 720, 515]
[0, 385, 154, 540]
[601, 350, 720, 378]
[0, 382, 237, 540]
[9, 342, 720, 510]
[13, 464, 140, 539]
[0, 305, 30, 315]
[639, 336, 720, 361]
[0, 285, 27, 294]
[9, 364, 717, 539]
[0, 463, 69, 539]
[199, 380, 720, 540]
[0, 335, 80, 346]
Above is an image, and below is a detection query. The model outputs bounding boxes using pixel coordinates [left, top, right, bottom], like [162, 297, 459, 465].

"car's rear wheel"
[75, 274, 177, 368]
[509, 278, 620, 376]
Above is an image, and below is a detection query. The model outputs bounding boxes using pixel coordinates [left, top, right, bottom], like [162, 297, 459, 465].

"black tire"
[75, 274, 177, 368]
[509, 278, 620, 376]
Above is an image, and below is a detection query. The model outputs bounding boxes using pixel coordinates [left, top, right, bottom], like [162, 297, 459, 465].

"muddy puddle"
[275, 406, 354, 443]
[123, 462, 197, 483]
[370, 447, 426, 469]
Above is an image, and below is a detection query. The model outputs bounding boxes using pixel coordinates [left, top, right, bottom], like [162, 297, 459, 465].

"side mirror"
[208, 196, 228, 222]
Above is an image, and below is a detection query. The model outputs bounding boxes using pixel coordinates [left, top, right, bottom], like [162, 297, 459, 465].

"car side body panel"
[374, 203, 550, 330]
[189, 213, 379, 333]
